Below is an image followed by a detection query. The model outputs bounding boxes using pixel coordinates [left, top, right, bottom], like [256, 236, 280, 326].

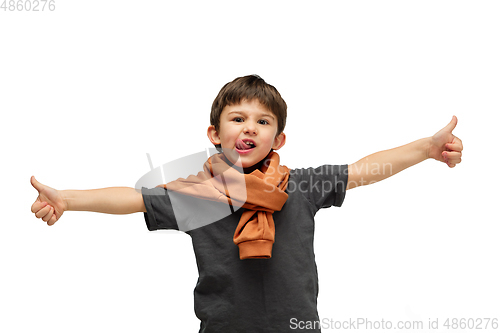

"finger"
[448, 136, 463, 151]
[31, 176, 45, 193]
[446, 142, 463, 152]
[443, 151, 461, 161]
[443, 151, 462, 165]
[31, 200, 47, 214]
[443, 115, 458, 133]
[48, 214, 57, 226]
[35, 205, 51, 219]
[42, 206, 54, 222]
[443, 157, 457, 168]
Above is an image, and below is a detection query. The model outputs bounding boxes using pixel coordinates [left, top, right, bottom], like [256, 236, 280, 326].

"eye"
[233, 117, 244, 123]
[258, 119, 269, 125]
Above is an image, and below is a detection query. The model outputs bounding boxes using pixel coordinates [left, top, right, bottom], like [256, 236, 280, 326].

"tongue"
[237, 139, 252, 150]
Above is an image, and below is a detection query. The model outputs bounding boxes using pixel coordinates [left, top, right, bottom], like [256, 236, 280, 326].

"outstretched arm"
[30, 176, 146, 226]
[346, 116, 463, 190]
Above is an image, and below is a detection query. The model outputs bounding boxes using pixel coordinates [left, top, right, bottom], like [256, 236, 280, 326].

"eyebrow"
[227, 111, 275, 120]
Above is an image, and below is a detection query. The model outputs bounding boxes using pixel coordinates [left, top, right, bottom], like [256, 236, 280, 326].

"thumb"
[443, 115, 458, 133]
[31, 176, 45, 193]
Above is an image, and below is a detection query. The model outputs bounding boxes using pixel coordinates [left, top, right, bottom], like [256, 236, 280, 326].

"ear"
[272, 132, 286, 150]
[207, 125, 221, 145]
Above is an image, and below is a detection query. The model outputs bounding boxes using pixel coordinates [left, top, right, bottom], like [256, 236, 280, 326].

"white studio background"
[1, 1, 499, 332]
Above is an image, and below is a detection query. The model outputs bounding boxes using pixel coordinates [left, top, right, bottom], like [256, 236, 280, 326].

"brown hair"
[210, 75, 287, 136]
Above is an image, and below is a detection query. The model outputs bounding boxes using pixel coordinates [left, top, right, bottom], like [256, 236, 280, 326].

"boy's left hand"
[428, 116, 463, 168]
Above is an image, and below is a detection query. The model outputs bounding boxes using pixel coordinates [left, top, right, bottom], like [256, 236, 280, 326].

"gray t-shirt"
[142, 164, 348, 333]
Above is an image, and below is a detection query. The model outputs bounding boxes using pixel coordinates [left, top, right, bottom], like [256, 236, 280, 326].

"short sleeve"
[289, 164, 348, 212]
[141, 187, 179, 231]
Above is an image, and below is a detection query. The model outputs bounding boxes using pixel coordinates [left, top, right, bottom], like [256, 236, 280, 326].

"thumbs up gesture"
[428, 116, 463, 168]
[30, 176, 67, 225]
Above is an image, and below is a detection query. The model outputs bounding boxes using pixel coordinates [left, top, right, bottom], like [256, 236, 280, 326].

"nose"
[243, 123, 257, 135]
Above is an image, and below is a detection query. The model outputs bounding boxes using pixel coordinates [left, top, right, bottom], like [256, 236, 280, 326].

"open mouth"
[235, 139, 256, 152]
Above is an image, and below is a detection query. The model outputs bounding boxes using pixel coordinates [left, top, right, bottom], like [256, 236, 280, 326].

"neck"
[243, 160, 264, 174]
[244, 151, 275, 174]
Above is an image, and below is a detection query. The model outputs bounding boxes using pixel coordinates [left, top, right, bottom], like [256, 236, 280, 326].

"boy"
[30, 75, 463, 332]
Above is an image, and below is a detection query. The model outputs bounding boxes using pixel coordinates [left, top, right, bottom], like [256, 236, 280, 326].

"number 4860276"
[1, 0, 56, 11]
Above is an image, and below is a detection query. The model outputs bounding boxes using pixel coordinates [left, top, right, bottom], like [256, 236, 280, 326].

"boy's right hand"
[30, 176, 67, 226]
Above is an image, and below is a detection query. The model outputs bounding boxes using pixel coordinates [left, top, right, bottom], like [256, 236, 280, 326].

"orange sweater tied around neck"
[156, 151, 290, 259]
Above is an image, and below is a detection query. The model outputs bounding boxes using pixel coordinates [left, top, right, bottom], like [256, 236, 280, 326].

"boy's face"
[207, 99, 286, 170]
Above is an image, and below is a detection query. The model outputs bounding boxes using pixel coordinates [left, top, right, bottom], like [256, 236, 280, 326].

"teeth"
[237, 140, 255, 149]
